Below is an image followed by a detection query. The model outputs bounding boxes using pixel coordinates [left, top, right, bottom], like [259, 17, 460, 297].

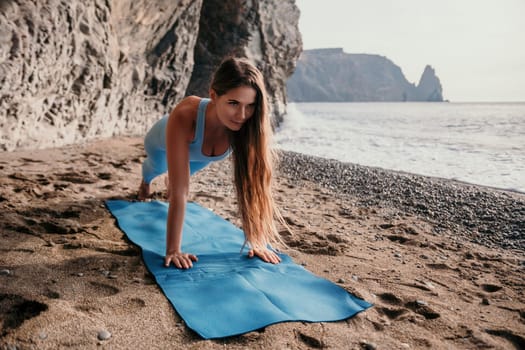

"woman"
[138, 57, 284, 269]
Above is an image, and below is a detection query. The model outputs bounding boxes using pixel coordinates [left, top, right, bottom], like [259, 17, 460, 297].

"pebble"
[482, 297, 490, 305]
[359, 340, 377, 350]
[279, 151, 524, 252]
[352, 275, 359, 281]
[0, 269, 11, 276]
[337, 278, 345, 284]
[39, 332, 48, 340]
[97, 330, 111, 341]
[415, 300, 428, 306]
[424, 282, 435, 289]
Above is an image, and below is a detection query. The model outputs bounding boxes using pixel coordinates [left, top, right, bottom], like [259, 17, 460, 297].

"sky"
[295, 0, 525, 102]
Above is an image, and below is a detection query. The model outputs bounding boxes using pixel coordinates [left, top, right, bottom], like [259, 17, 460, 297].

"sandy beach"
[1, 136, 524, 349]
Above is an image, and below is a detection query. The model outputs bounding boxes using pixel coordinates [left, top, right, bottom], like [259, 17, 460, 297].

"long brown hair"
[210, 57, 283, 251]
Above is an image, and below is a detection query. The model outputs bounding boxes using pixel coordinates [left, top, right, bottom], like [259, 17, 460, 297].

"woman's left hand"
[248, 248, 281, 264]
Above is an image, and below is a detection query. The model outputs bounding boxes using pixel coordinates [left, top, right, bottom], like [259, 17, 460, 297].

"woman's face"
[212, 85, 257, 131]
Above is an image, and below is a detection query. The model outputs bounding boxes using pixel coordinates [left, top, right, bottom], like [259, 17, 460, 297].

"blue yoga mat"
[106, 200, 372, 339]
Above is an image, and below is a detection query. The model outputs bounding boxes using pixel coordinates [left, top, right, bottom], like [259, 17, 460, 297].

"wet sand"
[1, 137, 524, 349]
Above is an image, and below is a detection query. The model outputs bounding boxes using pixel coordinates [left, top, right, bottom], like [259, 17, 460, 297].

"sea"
[274, 102, 525, 194]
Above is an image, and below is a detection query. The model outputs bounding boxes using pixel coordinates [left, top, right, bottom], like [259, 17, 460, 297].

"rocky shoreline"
[278, 151, 525, 252]
[1, 137, 524, 349]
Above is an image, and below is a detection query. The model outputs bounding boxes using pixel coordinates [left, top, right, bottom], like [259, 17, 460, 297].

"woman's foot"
[137, 180, 151, 201]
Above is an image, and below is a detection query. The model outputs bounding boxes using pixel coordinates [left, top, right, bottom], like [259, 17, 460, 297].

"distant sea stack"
[286, 48, 444, 102]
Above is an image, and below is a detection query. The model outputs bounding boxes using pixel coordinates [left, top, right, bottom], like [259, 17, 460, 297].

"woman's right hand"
[164, 252, 198, 269]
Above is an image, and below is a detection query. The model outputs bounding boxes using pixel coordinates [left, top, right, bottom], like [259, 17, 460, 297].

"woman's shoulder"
[171, 96, 201, 117]
[168, 96, 204, 125]
[166, 96, 203, 139]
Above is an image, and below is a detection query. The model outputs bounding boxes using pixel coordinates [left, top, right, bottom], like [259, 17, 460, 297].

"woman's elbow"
[169, 188, 189, 204]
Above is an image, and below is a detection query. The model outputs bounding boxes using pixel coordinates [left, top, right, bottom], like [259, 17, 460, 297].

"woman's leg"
[138, 117, 168, 200]
[189, 161, 210, 176]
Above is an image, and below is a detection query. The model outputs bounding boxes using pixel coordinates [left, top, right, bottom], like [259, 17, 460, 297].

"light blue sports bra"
[188, 98, 232, 162]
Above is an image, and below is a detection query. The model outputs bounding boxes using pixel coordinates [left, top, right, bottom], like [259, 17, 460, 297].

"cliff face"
[186, 0, 302, 125]
[0, 0, 302, 151]
[286, 48, 443, 102]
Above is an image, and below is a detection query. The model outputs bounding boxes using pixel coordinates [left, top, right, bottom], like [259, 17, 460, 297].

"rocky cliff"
[0, 0, 302, 151]
[286, 48, 443, 102]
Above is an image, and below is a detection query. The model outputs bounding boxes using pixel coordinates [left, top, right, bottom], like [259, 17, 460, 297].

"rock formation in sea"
[0, 0, 302, 151]
[286, 48, 444, 102]
[416, 65, 444, 102]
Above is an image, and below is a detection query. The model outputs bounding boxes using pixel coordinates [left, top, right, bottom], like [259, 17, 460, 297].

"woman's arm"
[164, 97, 199, 269]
